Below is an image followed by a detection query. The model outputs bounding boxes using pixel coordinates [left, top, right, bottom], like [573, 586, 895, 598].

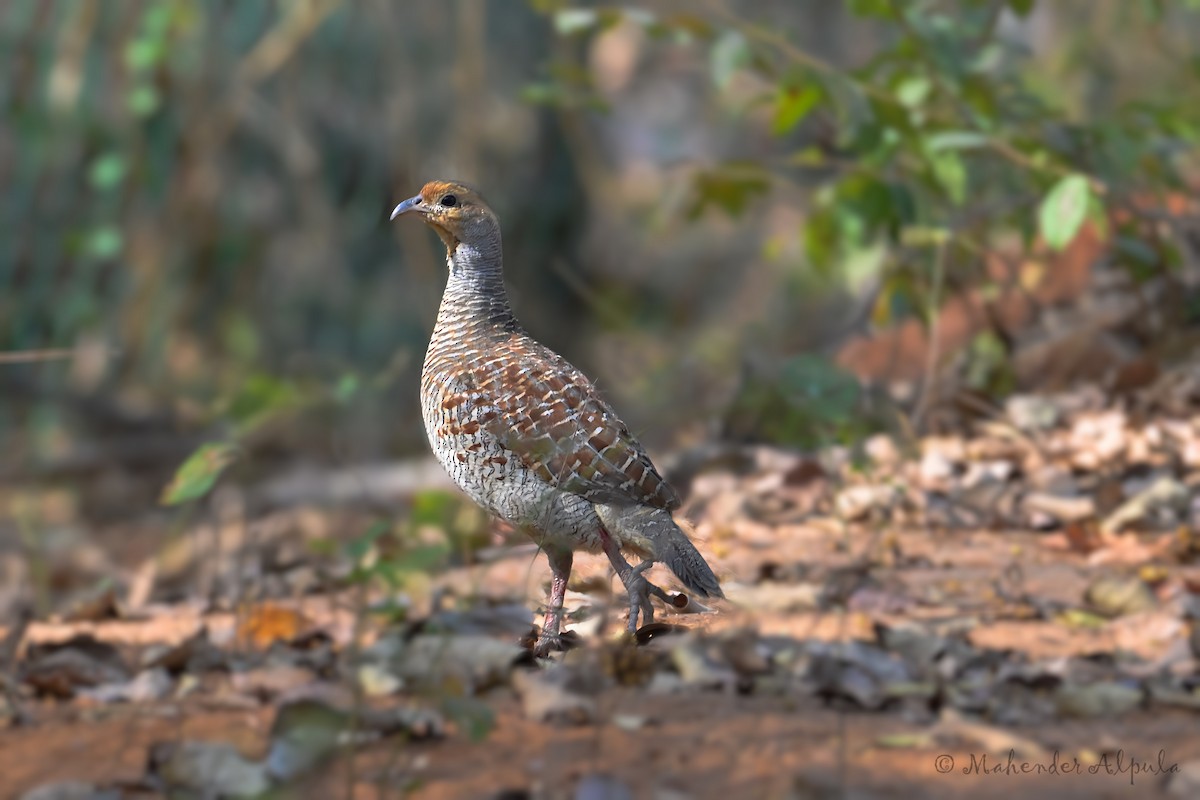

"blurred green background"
[3, 0, 1200, 507]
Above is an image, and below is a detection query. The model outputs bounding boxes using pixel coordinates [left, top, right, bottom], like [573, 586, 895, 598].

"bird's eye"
[440, 194, 457, 207]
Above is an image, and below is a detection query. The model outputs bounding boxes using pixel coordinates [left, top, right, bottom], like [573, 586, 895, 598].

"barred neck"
[433, 239, 517, 338]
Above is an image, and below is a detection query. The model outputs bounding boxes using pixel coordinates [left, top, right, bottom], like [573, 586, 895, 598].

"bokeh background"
[3, 0, 1199, 540]
[7, 6, 1200, 794]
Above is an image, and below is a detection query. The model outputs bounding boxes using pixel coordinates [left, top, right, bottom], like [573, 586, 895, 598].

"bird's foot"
[529, 628, 579, 658]
[624, 560, 671, 633]
[533, 606, 566, 658]
[532, 631, 564, 658]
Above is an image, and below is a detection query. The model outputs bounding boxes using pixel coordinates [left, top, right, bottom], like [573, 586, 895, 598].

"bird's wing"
[439, 337, 680, 510]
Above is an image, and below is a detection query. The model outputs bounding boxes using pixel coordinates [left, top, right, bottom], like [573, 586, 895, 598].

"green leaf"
[818, 73, 875, 148]
[88, 153, 127, 191]
[803, 205, 840, 271]
[960, 76, 999, 130]
[876, 732, 935, 749]
[901, 226, 952, 247]
[160, 442, 239, 505]
[771, 82, 820, 135]
[345, 520, 392, 563]
[410, 490, 460, 527]
[553, 9, 597, 35]
[930, 151, 967, 205]
[848, 0, 895, 17]
[924, 131, 991, 152]
[333, 373, 360, 404]
[688, 163, 769, 217]
[221, 373, 304, 433]
[964, 332, 1013, 395]
[1008, 0, 1036, 16]
[123, 38, 164, 72]
[85, 226, 123, 259]
[787, 146, 826, 167]
[709, 30, 750, 89]
[894, 75, 932, 108]
[1038, 174, 1091, 250]
[836, 174, 910, 241]
[127, 84, 160, 116]
[520, 82, 565, 107]
[1057, 608, 1108, 629]
[390, 544, 451, 578]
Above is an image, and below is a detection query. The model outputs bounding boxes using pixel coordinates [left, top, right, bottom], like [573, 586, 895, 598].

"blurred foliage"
[4, 0, 1200, 483]
[546, 0, 1198, 287]
[532, 0, 1200, 442]
[724, 354, 875, 447]
[159, 441, 239, 506]
[333, 490, 488, 616]
[2, 0, 576, 471]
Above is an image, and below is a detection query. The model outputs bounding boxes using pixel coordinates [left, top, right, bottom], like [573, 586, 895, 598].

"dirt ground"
[4, 388, 1200, 798]
[3, 689, 1197, 799]
[2, 518, 1198, 799]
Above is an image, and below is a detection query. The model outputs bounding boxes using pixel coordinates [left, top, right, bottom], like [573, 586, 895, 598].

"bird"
[391, 180, 723, 655]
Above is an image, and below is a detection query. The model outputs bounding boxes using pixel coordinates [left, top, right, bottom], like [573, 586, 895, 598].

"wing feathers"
[440, 336, 679, 510]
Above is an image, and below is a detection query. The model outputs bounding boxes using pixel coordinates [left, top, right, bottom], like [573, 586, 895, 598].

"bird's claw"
[624, 560, 669, 633]
[530, 628, 580, 658]
[532, 633, 564, 658]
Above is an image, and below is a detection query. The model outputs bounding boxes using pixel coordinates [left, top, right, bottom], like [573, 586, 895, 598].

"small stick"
[0, 349, 76, 364]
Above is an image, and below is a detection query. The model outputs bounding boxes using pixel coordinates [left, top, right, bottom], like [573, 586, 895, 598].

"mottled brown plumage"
[392, 180, 721, 655]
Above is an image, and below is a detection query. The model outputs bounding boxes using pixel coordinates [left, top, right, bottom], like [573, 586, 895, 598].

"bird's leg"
[534, 548, 572, 657]
[598, 529, 670, 633]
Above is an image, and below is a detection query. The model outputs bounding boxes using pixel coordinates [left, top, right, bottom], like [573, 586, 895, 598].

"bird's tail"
[594, 504, 724, 599]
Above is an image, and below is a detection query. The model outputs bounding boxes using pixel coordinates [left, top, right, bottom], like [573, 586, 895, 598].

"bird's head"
[390, 180, 499, 254]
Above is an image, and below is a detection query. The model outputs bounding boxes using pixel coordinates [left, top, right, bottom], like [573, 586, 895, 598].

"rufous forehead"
[419, 180, 477, 203]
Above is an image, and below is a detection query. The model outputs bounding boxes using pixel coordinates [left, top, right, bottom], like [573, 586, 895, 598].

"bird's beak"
[390, 194, 424, 220]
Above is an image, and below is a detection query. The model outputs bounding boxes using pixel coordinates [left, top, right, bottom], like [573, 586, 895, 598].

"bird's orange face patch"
[412, 180, 485, 248]
[419, 180, 470, 206]
[393, 179, 497, 255]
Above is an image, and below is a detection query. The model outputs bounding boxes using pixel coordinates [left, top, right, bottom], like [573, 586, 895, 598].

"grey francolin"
[391, 180, 722, 655]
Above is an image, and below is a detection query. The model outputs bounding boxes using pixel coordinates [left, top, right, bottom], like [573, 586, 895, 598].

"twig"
[910, 240, 948, 432]
[0, 349, 76, 364]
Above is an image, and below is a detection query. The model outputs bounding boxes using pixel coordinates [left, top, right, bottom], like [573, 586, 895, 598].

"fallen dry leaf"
[235, 603, 317, 650]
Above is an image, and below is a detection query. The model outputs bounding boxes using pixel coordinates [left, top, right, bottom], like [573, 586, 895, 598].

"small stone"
[1006, 394, 1061, 431]
[1168, 760, 1200, 797]
[575, 774, 633, 800]
[150, 741, 271, 796]
[917, 451, 957, 492]
[611, 714, 648, 731]
[1101, 476, 1190, 534]
[80, 667, 173, 704]
[1085, 575, 1157, 618]
[1055, 681, 1142, 717]
[834, 484, 899, 521]
[864, 434, 901, 468]
[1022, 492, 1096, 524]
[511, 666, 596, 724]
[961, 460, 1015, 488]
[17, 782, 113, 800]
